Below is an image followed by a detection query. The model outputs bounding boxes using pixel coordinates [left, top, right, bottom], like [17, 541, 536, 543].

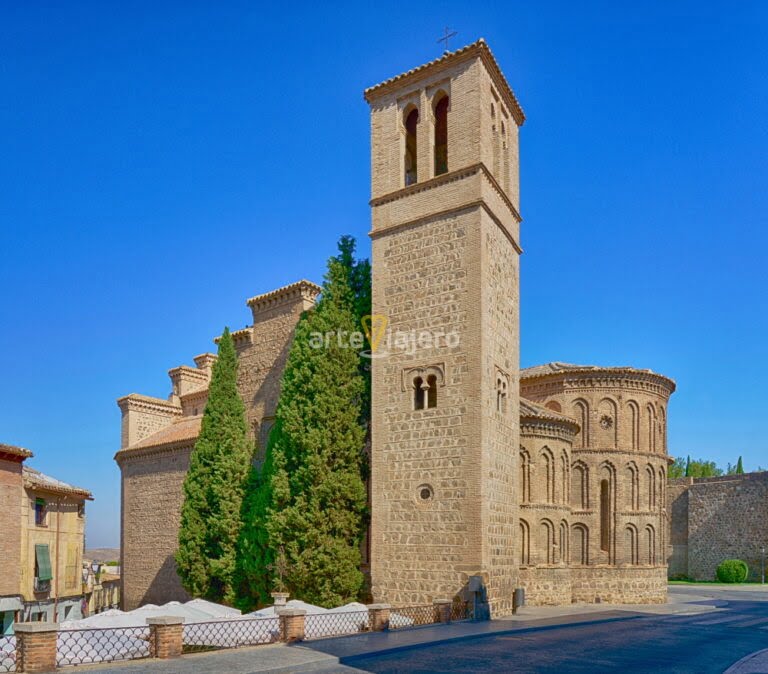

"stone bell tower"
[366, 39, 525, 616]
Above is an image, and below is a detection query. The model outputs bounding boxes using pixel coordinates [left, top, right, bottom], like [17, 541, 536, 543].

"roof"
[364, 39, 525, 126]
[521, 362, 676, 390]
[23, 466, 93, 500]
[0, 443, 33, 460]
[520, 398, 580, 431]
[126, 415, 202, 451]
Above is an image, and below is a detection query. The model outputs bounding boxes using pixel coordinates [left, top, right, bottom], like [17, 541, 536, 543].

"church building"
[115, 40, 674, 615]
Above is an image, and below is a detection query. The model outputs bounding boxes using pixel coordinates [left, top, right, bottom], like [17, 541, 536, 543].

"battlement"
[246, 279, 320, 322]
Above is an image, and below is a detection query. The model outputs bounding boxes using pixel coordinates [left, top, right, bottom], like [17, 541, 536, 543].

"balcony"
[34, 577, 51, 593]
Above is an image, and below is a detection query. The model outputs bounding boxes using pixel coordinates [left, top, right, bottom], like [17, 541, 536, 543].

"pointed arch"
[559, 519, 568, 564]
[541, 446, 555, 503]
[572, 523, 589, 565]
[561, 451, 569, 505]
[519, 518, 530, 566]
[646, 464, 656, 511]
[540, 519, 555, 565]
[599, 462, 615, 556]
[573, 399, 590, 448]
[646, 524, 656, 565]
[625, 524, 638, 565]
[519, 447, 531, 503]
[625, 461, 639, 511]
[626, 400, 640, 451]
[403, 105, 419, 186]
[597, 397, 618, 449]
[646, 403, 657, 453]
[571, 460, 589, 510]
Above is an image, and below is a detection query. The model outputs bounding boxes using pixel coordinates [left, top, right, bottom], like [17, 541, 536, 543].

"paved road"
[335, 587, 768, 674]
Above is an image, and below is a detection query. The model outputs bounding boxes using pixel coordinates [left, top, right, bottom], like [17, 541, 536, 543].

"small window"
[496, 377, 508, 413]
[426, 374, 438, 409]
[413, 376, 425, 410]
[77, 503, 85, 518]
[35, 498, 47, 527]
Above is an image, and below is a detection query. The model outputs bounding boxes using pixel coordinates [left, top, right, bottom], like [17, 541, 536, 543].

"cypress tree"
[232, 422, 281, 610]
[684, 455, 691, 477]
[736, 456, 745, 474]
[176, 327, 253, 603]
[266, 256, 368, 607]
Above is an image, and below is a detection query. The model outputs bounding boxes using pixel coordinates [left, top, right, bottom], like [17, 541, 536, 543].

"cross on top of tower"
[437, 26, 458, 53]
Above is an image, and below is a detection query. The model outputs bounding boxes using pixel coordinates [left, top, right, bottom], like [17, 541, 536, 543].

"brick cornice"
[246, 279, 321, 315]
[116, 394, 183, 416]
[370, 162, 522, 223]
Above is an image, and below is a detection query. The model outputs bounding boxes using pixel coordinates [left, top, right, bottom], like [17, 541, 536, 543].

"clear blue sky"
[1, 2, 766, 548]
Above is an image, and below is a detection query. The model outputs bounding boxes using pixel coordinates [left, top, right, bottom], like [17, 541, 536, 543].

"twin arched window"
[413, 374, 438, 410]
[403, 94, 450, 186]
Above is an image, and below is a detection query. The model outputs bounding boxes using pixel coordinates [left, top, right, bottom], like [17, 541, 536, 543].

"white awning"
[0, 597, 23, 613]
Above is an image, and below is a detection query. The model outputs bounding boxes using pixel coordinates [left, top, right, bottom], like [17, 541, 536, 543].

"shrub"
[716, 559, 749, 583]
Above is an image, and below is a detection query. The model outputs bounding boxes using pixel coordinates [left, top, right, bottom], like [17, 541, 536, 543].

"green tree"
[669, 457, 686, 479]
[684, 455, 692, 477]
[334, 235, 372, 429]
[265, 256, 368, 607]
[736, 456, 745, 474]
[687, 459, 724, 478]
[176, 327, 253, 603]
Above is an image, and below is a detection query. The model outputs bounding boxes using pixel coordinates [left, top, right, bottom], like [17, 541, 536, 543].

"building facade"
[116, 41, 676, 615]
[0, 444, 92, 632]
[115, 280, 320, 610]
[519, 363, 675, 604]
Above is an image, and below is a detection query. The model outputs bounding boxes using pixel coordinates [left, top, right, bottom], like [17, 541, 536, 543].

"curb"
[724, 648, 768, 674]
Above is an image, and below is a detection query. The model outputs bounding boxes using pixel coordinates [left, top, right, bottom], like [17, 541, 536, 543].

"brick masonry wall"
[0, 459, 22, 596]
[521, 370, 672, 602]
[120, 448, 192, 610]
[668, 473, 768, 580]
[118, 285, 316, 609]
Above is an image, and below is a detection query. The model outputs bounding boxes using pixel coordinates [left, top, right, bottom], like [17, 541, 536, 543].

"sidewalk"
[71, 643, 353, 674]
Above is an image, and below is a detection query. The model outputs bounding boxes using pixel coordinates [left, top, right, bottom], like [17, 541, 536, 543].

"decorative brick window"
[496, 369, 510, 413]
[403, 365, 445, 411]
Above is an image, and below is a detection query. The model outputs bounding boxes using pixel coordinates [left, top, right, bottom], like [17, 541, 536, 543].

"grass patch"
[668, 580, 767, 585]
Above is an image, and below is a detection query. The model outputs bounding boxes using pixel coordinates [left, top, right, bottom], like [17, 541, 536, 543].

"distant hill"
[85, 548, 120, 563]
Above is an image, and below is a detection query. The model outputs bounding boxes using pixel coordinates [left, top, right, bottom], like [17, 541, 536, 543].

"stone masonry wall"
[370, 207, 478, 606]
[517, 567, 572, 606]
[571, 566, 667, 604]
[668, 472, 768, 581]
[480, 208, 520, 616]
[368, 47, 523, 615]
[666, 478, 691, 577]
